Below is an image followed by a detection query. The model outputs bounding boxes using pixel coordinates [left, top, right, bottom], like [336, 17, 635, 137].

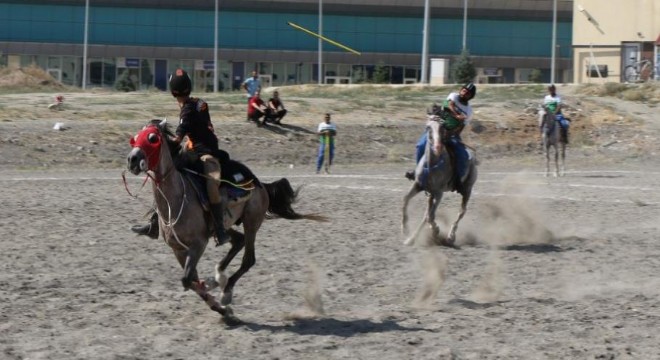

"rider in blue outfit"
[405, 83, 476, 192]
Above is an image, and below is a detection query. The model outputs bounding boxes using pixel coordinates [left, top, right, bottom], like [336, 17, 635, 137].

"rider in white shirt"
[543, 84, 570, 142]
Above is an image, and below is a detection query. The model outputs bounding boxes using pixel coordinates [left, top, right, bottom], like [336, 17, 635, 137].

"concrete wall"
[572, 0, 659, 83]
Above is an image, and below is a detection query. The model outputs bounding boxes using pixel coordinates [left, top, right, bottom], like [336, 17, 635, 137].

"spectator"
[248, 89, 268, 126]
[265, 90, 287, 124]
[316, 113, 337, 174]
[242, 70, 261, 98]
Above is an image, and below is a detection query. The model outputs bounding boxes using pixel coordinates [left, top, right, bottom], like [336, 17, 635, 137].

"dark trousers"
[265, 109, 287, 123]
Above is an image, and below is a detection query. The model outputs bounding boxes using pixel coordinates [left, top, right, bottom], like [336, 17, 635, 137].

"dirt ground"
[1, 76, 660, 359]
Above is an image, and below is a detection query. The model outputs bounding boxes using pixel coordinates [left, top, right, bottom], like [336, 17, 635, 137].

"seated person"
[247, 89, 268, 126]
[265, 90, 287, 124]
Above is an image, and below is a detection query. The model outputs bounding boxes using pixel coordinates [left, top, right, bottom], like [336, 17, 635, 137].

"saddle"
[174, 150, 258, 210]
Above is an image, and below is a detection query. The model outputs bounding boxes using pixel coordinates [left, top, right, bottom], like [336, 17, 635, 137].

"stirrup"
[131, 223, 158, 239]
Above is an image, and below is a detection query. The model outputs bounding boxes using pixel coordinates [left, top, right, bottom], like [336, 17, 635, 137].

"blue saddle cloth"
[418, 156, 447, 189]
[176, 152, 257, 207]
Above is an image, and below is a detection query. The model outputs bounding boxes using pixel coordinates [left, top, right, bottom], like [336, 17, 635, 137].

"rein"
[122, 170, 150, 198]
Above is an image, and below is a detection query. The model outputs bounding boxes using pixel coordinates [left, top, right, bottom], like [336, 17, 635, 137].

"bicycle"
[623, 58, 655, 83]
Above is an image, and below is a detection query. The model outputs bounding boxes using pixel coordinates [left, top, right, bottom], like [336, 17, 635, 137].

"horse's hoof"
[222, 313, 243, 327]
[437, 237, 460, 249]
[204, 277, 220, 291]
[403, 237, 415, 246]
[221, 290, 233, 306]
[181, 278, 193, 291]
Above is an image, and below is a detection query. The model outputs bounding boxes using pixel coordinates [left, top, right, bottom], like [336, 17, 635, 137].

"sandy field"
[1, 80, 659, 359]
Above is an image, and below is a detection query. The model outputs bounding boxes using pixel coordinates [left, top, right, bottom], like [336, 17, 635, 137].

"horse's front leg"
[543, 137, 550, 177]
[405, 193, 441, 246]
[553, 146, 560, 177]
[560, 143, 566, 177]
[402, 183, 422, 236]
[180, 243, 206, 291]
[445, 191, 470, 248]
[205, 229, 245, 292]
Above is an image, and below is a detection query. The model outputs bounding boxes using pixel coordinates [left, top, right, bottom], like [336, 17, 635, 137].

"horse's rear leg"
[221, 229, 257, 306]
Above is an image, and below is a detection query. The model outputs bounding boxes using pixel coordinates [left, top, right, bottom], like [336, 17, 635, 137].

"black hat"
[169, 69, 191, 97]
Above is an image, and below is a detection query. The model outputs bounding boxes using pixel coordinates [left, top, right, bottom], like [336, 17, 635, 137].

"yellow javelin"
[287, 21, 361, 56]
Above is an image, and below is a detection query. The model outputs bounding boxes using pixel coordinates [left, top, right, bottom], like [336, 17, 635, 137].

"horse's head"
[426, 117, 443, 156]
[127, 119, 167, 175]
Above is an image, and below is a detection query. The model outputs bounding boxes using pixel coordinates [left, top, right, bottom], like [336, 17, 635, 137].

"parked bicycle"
[623, 57, 655, 83]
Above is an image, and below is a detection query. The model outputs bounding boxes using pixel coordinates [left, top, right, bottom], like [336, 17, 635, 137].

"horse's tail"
[263, 178, 328, 222]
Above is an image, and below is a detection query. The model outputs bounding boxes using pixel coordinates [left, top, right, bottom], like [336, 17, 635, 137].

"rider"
[405, 82, 476, 192]
[131, 69, 230, 244]
[543, 84, 570, 143]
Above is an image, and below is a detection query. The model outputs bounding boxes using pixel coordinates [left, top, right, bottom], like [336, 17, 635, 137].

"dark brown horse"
[126, 120, 324, 324]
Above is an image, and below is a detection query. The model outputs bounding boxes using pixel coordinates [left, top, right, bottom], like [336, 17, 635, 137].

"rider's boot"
[210, 203, 231, 246]
[561, 128, 569, 143]
[404, 170, 415, 181]
[131, 211, 159, 239]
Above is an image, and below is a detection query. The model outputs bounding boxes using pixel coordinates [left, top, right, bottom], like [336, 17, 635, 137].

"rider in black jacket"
[131, 69, 230, 245]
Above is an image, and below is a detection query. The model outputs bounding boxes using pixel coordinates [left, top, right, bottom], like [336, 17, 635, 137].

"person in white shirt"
[316, 113, 337, 174]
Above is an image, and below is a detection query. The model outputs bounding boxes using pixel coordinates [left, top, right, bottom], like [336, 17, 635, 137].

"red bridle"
[129, 124, 163, 171]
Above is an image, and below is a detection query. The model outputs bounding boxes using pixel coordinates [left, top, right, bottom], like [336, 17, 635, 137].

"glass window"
[337, 64, 351, 78]
[58, 56, 79, 86]
[89, 58, 104, 86]
[244, 62, 256, 76]
[20, 55, 37, 67]
[48, 56, 61, 70]
[351, 65, 365, 83]
[285, 62, 300, 85]
[391, 66, 403, 84]
[258, 62, 271, 75]
[140, 59, 154, 90]
[103, 58, 116, 87]
[404, 67, 419, 82]
[34, 55, 48, 70]
[272, 63, 285, 86]
[324, 63, 338, 77]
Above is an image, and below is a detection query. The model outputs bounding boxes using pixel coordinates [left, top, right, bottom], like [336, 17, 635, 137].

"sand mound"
[0, 65, 65, 90]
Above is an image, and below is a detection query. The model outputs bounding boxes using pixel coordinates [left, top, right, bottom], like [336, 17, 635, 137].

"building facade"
[572, 0, 659, 84]
[0, 0, 573, 90]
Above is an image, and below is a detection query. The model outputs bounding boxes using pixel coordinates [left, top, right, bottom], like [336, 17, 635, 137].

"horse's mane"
[148, 119, 181, 158]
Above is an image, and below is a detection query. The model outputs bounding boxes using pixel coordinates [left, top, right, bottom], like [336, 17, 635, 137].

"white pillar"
[318, 0, 323, 85]
[420, 0, 430, 84]
[82, 0, 89, 90]
[462, 0, 468, 50]
[551, 0, 557, 84]
[213, 0, 218, 93]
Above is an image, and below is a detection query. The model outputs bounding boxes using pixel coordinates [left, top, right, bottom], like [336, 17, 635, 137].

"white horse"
[401, 118, 478, 247]
[539, 107, 567, 177]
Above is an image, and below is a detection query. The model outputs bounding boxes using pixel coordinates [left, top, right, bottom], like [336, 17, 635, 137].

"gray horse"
[540, 108, 567, 177]
[401, 118, 478, 247]
[126, 120, 325, 324]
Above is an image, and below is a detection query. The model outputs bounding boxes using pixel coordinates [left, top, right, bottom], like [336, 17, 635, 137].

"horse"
[540, 107, 567, 177]
[401, 117, 478, 248]
[126, 119, 325, 324]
